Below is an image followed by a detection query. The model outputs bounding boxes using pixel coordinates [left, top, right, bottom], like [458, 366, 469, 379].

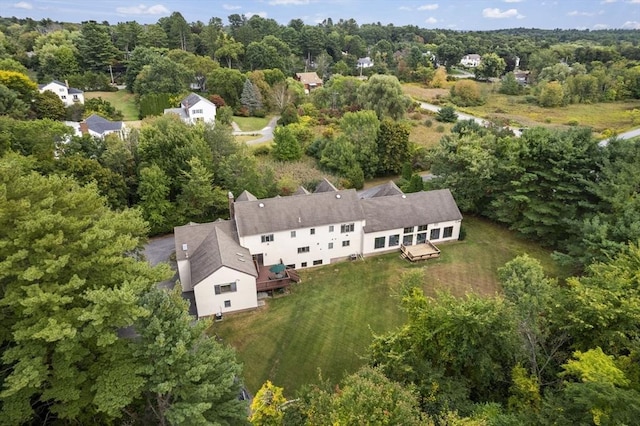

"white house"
[81, 114, 127, 139]
[357, 57, 374, 69]
[38, 80, 84, 106]
[174, 179, 463, 318]
[460, 54, 482, 68]
[164, 92, 216, 125]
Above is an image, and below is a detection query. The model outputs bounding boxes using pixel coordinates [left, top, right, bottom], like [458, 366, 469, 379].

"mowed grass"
[84, 90, 139, 121]
[233, 116, 272, 131]
[212, 215, 570, 396]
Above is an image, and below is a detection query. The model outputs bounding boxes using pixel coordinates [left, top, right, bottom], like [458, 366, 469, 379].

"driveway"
[419, 101, 522, 136]
[599, 127, 640, 146]
[144, 234, 178, 290]
[232, 116, 279, 145]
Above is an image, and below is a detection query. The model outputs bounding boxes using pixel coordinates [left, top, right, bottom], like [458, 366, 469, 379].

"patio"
[255, 262, 301, 292]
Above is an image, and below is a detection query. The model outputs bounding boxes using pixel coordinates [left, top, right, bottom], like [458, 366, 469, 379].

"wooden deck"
[255, 262, 301, 292]
[400, 241, 441, 262]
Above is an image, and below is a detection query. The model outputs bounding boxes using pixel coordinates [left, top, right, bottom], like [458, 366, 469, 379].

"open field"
[84, 90, 139, 121]
[212, 216, 570, 396]
[233, 116, 272, 131]
[402, 83, 640, 137]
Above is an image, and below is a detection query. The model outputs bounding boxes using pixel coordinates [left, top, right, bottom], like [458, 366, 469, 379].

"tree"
[376, 119, 411, 175]
[133, 288, 247, 425]
[159, 12, 192, 51]
[215, 34, 244, 68]
[137, 164, 174, 235]
[475, 53, 506, 80]
[75, 21, 117, 72]
[436, 105, 458, 122]
[84, 97, 123, 121]
[450, 79, 484, 106]
[240, 78, 263, 115]
[207, 67, 246, 109]
[500, 72, 523, 95]
[37, 42, 79, 80]
[138, 24, 169, 48]
[538, 81, 565, 107]
[0, 84, 29, 119]
[272, 125, 302, 161]
[177, 157, 226, 223]
[340, 110, 380, 179]
[0, 70, 38, 102]
[356, 74, 411, 120]
[436, 40, 464, 69]
[320, 135, 358, 176]
[0, 154, 171, 424]
[430, 66, 447, 88]
[250, 381, 286, 425]
[125, 46, 162, 92]
[133, 56, 194, 96]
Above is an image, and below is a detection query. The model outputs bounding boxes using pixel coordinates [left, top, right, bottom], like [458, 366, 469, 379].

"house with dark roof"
[295, 72, 323, 94]
[80, 114, 126, 139]
[164, 92, 216, 125]
[38, 80, 84, 106]
[357, 56, 374, 69]
[174, 178, 462, 317]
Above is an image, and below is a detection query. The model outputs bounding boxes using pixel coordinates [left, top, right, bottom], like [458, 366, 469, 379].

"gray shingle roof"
[236, 190, 257, 202]
[164, 107, 188, 120]
[314, 178, 338, 193]
[181, 92, 214, 109]
[234, 189, 365, 236]
[174, 220, 256, 287]
[358, 181, 403, 199]
[361, 189, 463, 233]
[85, 114, 123, 134]
[293, 186, 309, 195]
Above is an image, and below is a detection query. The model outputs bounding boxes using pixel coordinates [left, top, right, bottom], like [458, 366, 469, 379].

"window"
[192, 109, 203, 114]
[291, 230, 296, 238]
[430, 228, 441, 240]
[389, 234, 400, 246]
[286, 264, 295, 269]
[60, 95, 67, 99]
[298, 246, 310, 253]
[329, 225, 334, 232]
[261, 234, 274, 243]
[328, 242, 334, 249]
[403, 234, 413, 246]
[301, 262, 307, 267]
[313, 260, 323, 265]
[417, 233, 427, 244]
[374, 237, 386, 249]
[59, 88, 65, 92]
[403, 226, 414, 234]
[73, 94, 78, 99]
[417, 225, 428, 232]
[214, 282, 237, 295]
[341, 223, 354, 233]
[224, 300, 231, 308]
[443, 226, 454, 238]
[342, 240, 350, 247]
[310, 228, 315, 235]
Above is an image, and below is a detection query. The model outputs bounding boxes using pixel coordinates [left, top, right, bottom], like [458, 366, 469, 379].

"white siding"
[177, 259, 192, 291]
[239, 220, 366, 269]
[193, 266, 257, 317]
[363, 219, 461, 255]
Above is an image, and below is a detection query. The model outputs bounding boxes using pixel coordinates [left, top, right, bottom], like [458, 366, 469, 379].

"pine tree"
[240, 78, 263, 116]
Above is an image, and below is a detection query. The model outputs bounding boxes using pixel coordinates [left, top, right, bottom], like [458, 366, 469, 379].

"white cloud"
[116, 4, 169, 15]
[628, 0, 640, 3]
[504, 0, 523, 2]
[568, 10, 598, 16]
[622, 20, 640, 28]
[601, 0, 616, 3]
[593, 23, 609, 29]
[482, 8, 520, 18]
[425, 17, 438, 24]
[223, 4, 241, 10]
[418, 3, 439, 10]
[13, 1, 32, 9]
[268, 0, 309, 5]
[399, 6, 412, 11]
[246, 11, 268, 18]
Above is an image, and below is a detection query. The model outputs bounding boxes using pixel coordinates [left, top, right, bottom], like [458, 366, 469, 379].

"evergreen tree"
[240, 78, 263, 115]
[0, 154, 171, 424]
[76, 21, 118, 72]
[272, 125, 302, 161]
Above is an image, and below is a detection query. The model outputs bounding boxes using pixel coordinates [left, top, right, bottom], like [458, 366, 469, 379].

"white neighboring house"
[164, 92, 216, 125]
[81, 114, 127, 139]
[38, 80, 84, 106]
[357, 56, 374, 69]
[460, 54, 482, 68]
[174, 179, 463, 318]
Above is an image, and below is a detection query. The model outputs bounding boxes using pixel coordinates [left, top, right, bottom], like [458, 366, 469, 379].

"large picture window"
[341, 223, 354, 233]
[374, 237, 386, 249]
[443, 226, 454, 238]
[389, 234, 400, 246]
[430, 228, 441, 240]
[403, 234, 413, 246]
[417, 233, 427, 244]
[261, 234, 274, 243]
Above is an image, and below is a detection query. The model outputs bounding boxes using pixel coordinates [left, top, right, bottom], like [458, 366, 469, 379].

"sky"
[2, 0, 640, 31]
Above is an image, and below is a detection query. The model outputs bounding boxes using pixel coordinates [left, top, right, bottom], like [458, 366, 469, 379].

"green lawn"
[212, 216, 570, 396]
[233, 116, 271, 131]
[84, 90, 139, 121]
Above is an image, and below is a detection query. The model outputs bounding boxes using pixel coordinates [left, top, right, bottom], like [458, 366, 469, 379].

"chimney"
[64, 79, 69, 88]
[228, 191, 235, 219]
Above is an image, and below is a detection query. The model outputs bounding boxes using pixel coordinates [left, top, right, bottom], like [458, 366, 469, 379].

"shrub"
[567, 119, 579, 126]
[209, 94, 226, 107]
[450, 80, 484, 107]
[216, 106, 233, 125]
[424, 119, 433, 127]
[252, 144, 272, 156]
[458, 226, 466, 241]
[436, 125, 445, 133]
[436, 106, 458, 123]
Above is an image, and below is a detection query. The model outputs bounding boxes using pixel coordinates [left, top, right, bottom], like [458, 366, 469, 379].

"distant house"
[514, 70, 530, 85]
[295, 72, 323, 94]
[164, 92, 216, 125]
[38, 80, 84, 106]
[460, 54, 482, 68]
[81, 114, 126, 139]
[357, 56, 374, 69]
[174, 179, 462, 318]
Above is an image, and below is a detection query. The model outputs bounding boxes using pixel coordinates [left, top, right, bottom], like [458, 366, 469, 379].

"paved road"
[144, 234, 178, 290]
[232, 116, 280, 145]
[599, 127, 640, 146]
[418, 101, 522, 136]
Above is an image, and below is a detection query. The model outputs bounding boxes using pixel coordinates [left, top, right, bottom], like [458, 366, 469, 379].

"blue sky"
[2, 0, 640, 30]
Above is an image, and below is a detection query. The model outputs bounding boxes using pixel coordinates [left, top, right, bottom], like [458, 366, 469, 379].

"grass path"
[212, 216, 569, 396]
[84, 90, 139, 121]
